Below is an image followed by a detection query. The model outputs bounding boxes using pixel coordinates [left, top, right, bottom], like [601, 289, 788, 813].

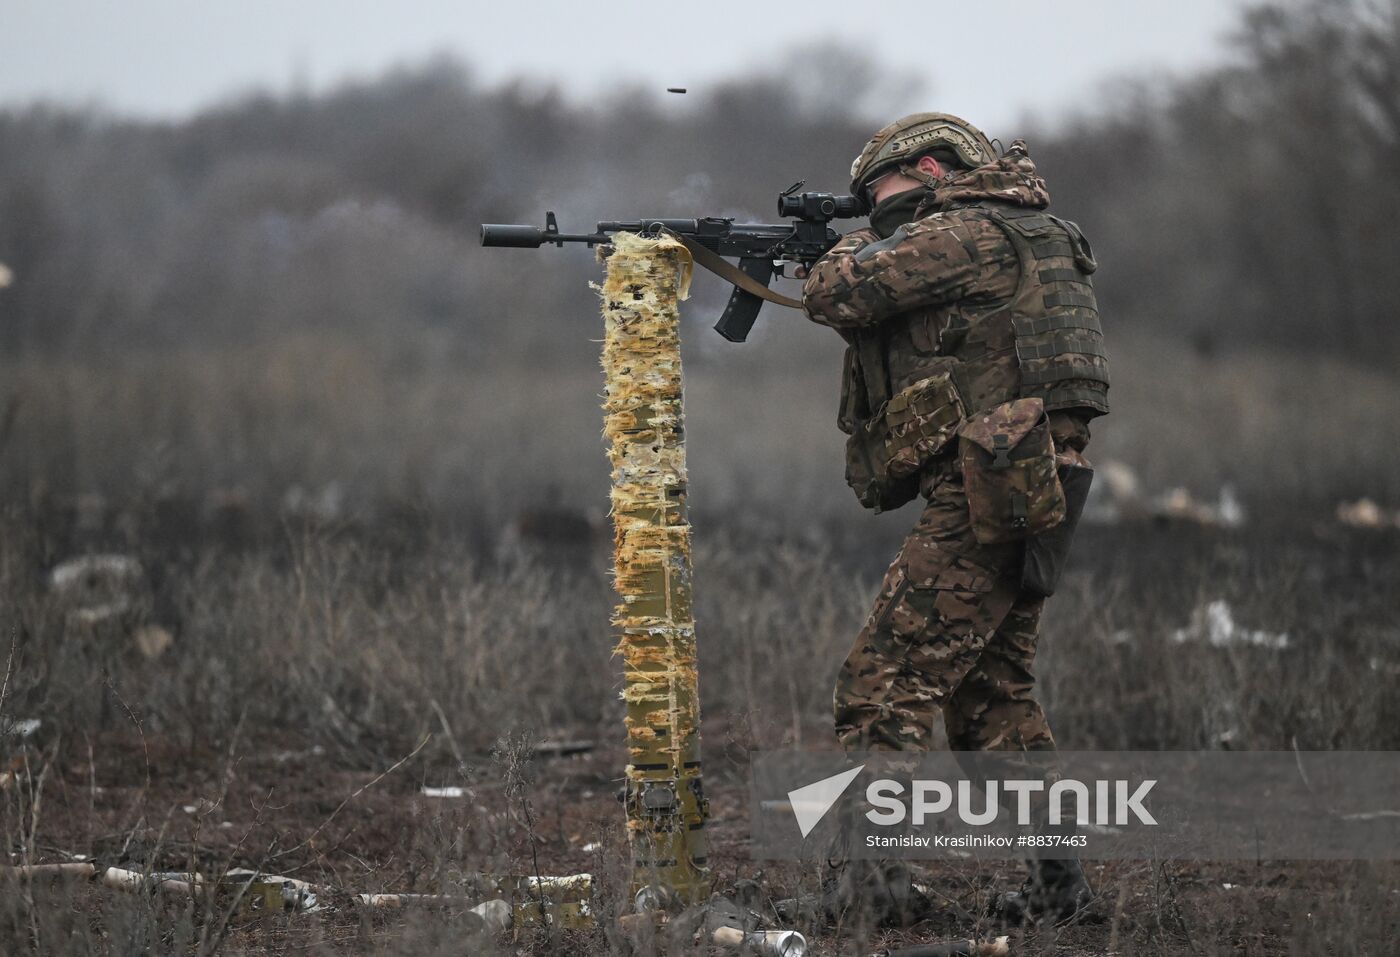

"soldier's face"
[869, 170, 923, 205]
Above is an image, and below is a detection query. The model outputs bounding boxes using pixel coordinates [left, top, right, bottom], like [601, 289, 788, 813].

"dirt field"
[6, 727, 1400, 956]
[4, 493, 1399, 954]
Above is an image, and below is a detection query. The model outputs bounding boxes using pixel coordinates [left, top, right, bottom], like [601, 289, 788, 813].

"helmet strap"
[898, 161, 947, 190]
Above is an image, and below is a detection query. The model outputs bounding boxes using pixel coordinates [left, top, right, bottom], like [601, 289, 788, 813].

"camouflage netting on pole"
[596, 232, 710, 907]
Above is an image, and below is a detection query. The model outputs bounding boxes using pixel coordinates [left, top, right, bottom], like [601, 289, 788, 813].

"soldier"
[801, 113, 1109, 925]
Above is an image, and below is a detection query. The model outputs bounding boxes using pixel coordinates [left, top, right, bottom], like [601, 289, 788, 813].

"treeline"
[1, 0, 1397, 362]
[1038, 0, 1400, 358]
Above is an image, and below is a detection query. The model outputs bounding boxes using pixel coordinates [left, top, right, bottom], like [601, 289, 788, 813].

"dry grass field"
[2, 321, 1399, 954]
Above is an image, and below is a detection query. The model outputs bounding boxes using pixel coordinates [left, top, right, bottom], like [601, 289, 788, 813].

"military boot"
[818, 793, 930, 928]
[993, 857, 1094, 926]
[820, 857, 930, 928]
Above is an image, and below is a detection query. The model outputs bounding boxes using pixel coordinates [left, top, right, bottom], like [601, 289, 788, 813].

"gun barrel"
[480, 224, 547, 248]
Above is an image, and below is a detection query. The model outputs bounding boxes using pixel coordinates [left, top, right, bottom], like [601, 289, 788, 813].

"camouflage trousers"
[834, 462, 1057, 754]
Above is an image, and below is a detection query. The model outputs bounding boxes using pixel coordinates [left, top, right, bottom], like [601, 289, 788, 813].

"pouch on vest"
[883, 372, 966, 480]
[845, 420, 919, 513]
[1021, 463, 1093, 597]
[957, 397, 1067, 544]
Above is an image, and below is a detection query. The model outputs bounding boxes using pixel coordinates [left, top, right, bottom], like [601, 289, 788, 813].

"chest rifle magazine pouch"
[845, 420, 920, 513]
[883, 370, 966, 480]
[958, 397, 1066, 545]
[1021, 462, 1093, 597]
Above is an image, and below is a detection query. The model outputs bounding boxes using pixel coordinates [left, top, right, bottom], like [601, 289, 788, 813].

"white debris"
[1339, 810, 1400, 821]
[1216, 484, 1246, 529]
[100, 867, 200, 895]
[224, 868, 321, 912]
[1370, 657, 1400, 677]
[1099, 460, 1141, 502]
[1337, 498, 1399, 529]
[272, 744, 326, 763]
[1, 718, 41, 738]
[469, 898, 512, 933]
[421, 786, 467, 798]
[581, 842, 602, 853]
[1172, 600, 1289, 650]
[1081, 460, 1246, 528]
[50, 554, 143, 594]
[280, 483, 345, 523]
[50, 555, 148, 628]
[520, 873, 592, 891]
[69, 600, 132, 625]
[50, 554, 141, 590]
[133, 625, 173, 659]
[1154, 486, 1245, 528]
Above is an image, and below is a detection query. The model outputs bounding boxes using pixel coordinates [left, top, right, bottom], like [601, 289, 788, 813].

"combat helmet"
[849, 112, 997, 207]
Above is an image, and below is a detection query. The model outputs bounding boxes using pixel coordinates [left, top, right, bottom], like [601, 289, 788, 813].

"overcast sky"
[4, 0, 1248, 130]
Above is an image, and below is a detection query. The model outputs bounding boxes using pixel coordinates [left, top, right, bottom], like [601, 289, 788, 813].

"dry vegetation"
[3, 328, 1398, 955]
[3, 0, 1400, 953]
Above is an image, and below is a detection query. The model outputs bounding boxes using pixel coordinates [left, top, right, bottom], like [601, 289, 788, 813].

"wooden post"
[597, 232, 709, 907]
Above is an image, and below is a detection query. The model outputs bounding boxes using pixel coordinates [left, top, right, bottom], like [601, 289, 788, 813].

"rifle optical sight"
[776, 191, 862, 222]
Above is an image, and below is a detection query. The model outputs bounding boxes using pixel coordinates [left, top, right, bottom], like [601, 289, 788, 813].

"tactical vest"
[836, 203, 1109, 510]
[979, 205, 1110, 417]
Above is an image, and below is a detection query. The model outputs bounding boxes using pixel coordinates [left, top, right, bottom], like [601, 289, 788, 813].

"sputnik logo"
[786, 765, 865, 838]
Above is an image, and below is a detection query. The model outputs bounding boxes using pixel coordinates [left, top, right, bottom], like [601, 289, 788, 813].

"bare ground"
[6, 715, 1400, 955]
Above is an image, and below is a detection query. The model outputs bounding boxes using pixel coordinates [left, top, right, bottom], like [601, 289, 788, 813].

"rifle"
[480, 183, 862, 342]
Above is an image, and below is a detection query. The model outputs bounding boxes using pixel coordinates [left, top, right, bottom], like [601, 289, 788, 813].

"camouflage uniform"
[803, 142, 1106, 755]
[827, 453, 1069, 752]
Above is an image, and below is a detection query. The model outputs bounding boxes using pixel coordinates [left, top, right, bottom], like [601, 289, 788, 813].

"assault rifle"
[480, 183, 862, 342]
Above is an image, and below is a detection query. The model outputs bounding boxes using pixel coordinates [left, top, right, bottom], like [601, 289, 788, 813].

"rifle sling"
[667, 231, 804, 310]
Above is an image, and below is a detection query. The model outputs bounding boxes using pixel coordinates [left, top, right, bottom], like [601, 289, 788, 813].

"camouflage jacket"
[802, 144, 1107, 457]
